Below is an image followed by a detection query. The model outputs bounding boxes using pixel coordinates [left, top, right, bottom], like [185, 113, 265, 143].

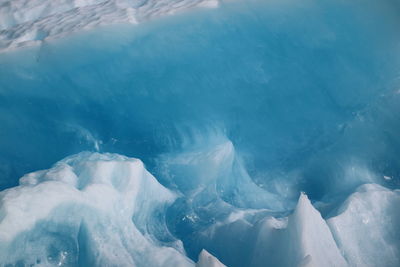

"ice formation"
[1, 0, 400, 266]
[0, 150, 399, 266]
[0, 152, 193, 266]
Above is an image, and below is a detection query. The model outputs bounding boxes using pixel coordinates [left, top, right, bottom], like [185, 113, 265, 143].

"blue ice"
[0, 0, 400, 266]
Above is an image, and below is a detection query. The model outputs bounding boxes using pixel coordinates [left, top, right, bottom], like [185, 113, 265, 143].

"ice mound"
[0, 0, 219, 51]
[0, 152, 193, 266]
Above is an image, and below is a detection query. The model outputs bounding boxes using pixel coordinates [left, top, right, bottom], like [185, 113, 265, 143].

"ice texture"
[0, 0, 219, 51]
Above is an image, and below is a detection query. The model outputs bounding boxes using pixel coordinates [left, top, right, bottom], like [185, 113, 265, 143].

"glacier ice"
[0, 0, 400, 266]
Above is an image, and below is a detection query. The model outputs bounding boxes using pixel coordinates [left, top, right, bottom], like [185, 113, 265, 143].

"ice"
[0, 0, 219, 52]
[198, 182, 400, 267]
[284, 193, 347, 267]
[327, 184, 400, 267]
[0, 0, 400, 265]
[196, 250, 226, 267]
[196, 192, 347, 267]
[0, 152, 193, 266]
[0, 151, 399, 266]
[156, 137, 287, 262]
[157, 138, 285, 210]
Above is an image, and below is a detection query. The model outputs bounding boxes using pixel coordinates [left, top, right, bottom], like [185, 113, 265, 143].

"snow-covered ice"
[0, 0, 219, 51]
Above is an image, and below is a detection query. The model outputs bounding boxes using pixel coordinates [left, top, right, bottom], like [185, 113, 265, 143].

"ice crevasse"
[0, 150, 399, 266]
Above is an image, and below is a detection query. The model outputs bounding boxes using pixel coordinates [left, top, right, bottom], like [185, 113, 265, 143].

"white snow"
[0, 0, 220, 52]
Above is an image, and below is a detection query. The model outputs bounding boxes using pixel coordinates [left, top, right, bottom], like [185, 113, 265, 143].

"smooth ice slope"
[0, 152, 193, 266]
[0, 0, 218, 51]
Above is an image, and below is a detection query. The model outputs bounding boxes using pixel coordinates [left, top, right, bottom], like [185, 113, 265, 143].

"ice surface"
[0, 0, 219, 52]
[0, 0, 400, 266]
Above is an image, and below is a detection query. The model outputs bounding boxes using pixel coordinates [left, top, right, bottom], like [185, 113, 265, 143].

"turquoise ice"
[0, 0, 400, 266]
